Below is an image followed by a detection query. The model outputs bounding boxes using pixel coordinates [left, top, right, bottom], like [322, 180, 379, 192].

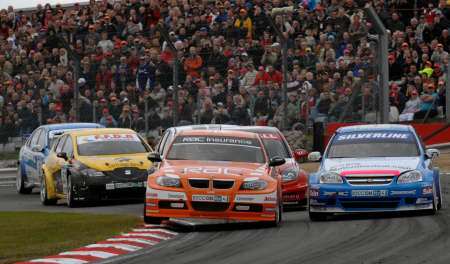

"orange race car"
[144, 130, 286, 226]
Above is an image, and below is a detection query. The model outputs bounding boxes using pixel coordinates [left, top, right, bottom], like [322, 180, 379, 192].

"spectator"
[99, 108, 117, 128]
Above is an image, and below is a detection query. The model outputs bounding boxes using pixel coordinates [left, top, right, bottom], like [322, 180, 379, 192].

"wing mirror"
[308, 151, 322, 162]
[425, 148, 440, 160]
[56, 152, 68, 161]
[269, 156, 286, 167]
[31, 145, 44, 152]
[148, 152, 162, 162]
[293, 149, 309, 163]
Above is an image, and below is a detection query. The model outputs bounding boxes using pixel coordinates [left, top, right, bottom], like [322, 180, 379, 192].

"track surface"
[3, 172, 450, 264]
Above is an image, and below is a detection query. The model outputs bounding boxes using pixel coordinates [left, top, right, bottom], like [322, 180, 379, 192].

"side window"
[55, 136, 67, 154]
[26, 130, 37, 147]
[157, 131, 170, 154]
[62, 137, 74, 157]
[30, 129, 42, 146]
[37, 130, 47, 147]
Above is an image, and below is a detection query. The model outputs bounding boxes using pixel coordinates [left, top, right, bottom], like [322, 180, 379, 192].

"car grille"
[103, 167, 147, 180]
[344, 174, 395, 185]
[340, 198, 400, 209]
[191, 202, 230, 211]
[188, 179, 235, 189]
[189, 179, 209, 188]
[213, 180, 234, 189]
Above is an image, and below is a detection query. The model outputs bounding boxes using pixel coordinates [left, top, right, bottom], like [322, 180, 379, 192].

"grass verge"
[0, 211, 140, 264]
[0, 152, 18, 161]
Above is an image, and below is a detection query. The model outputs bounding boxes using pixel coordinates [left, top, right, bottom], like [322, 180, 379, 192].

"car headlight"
[240, 177, 268, 190]
[319, 172, 343, 184]
[397, 170, 423, 184]
[156, 175, 181, 187]
[282, 169, 298, 182]
[81, 168, 105, 177]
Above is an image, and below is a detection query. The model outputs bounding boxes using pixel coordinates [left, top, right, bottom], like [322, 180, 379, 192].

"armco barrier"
[0, 168, 17, 186]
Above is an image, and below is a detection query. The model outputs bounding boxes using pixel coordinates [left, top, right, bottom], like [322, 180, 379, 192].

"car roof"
[178, 129, 260, 139]
[41, 123, 103, 131]
[336, 124, 413, 133]
[171, 125, 281, 134]
[66, 128, 136, 137]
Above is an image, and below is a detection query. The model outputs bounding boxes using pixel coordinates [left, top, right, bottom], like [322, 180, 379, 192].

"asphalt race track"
[3, 172, 450, 264]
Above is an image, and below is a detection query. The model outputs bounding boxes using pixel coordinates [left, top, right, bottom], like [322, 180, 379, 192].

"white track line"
[30, 258, 88, 264]
[132, 228, 178, 235]
[59, 251, 117, 258]
[84, 243, 142, 251]
[107, 238, 157, 245]
[121, 233, 170, 240]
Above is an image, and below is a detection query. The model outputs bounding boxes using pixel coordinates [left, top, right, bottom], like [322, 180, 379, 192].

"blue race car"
[17, 123, 104, 194]
[307, 124, 442, 221]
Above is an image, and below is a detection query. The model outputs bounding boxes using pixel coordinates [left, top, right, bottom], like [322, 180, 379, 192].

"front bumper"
[282, 182, 307, 205]
[309, 182, 434, 213]
[145, 187, 278, 222]
[71, 169, 147, 201]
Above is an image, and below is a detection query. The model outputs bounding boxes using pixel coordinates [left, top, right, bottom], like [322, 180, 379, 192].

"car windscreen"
[259, 133, 290, 159]
[327, 131, 419, 158]
[167, 135, 265, 163]
[77, 133, 147, 156]
[49, 128, 97, 147]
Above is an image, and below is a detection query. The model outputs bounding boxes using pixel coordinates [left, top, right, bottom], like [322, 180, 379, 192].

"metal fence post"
[73, 60, 80, 122]
[173, 56, 179, 126]
[144, 97, 149, 137]
[92, 100, 97, 123]
[446, 61, 450, 123]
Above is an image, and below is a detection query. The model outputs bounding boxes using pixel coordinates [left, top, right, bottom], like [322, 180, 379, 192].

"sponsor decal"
[351, 190, 388, 197]
[390, 190, 417, 195]
[191, 195, 229, 203]
[264, 196, 277, 202]
[309, 189, 319, 197]
[338, 191, 349, 196]
[282, 194, 302, 201]
[336, 132, 411, 141]
[168, 193, 185, 200]
[260, 133, 281, 140]
[146, 188, 187, 200]
[323, 191, 337, 196]
[77, 134, 140, 144]
[114, 182, 144, 189]
[235, 196, 255, 202]
[309, 199, 325, 206]
[105, 183, 115, 190]
[175, 136, 258, 147]
[181, 167, 243, 176]
[124, 170, 132, 175]
[329, 163, 414, 172]
[234, 192, 277, 204]
[422, 186, 433, 195]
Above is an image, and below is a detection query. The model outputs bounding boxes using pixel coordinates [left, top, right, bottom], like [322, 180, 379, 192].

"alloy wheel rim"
[40, 178, 46, 202]
[16, 168, 21, 191]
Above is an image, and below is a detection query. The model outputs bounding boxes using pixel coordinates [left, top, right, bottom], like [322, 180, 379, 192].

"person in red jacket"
[266, 65, 282, 86]
[253, 66, 270, 86]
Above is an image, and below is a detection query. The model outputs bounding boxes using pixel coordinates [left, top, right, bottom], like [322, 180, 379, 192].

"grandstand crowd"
[0, 0, 449, 142]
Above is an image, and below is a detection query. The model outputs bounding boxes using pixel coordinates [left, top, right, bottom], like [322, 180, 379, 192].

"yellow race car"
[41, 128, 153, 207]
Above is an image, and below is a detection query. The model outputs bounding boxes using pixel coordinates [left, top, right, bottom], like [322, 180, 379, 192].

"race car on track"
[41, 128, 152, 207]
[17, 123, 103, 194]
[145, 130, 286, 226]
[156, 125, 309, 207]
[308, 124, 442, 221]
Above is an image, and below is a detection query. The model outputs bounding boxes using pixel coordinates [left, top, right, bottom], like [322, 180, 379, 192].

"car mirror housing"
[425, 148, 440, 160]
[308, 152, 322, 162]
[148, 152, 162, 162]
[57, 152, 68, 161]
[293, 149, 309, 162]
[269, 156, 286, 167]
[31, 145, 44, 152]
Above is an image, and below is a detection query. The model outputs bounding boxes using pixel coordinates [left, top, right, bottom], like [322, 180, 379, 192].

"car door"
[23, 129, 42, 182]
[60, 136, 74, 195]
[49, 135, 69, 195]
[33, 129, 48, 184]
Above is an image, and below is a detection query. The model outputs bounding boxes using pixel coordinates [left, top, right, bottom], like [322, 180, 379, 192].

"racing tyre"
[40, 174, 57, 205]
[426, 183, 438, 215]
[66, 175, 79, 208]
[266, 195, 283, 227]
[16, 165, 32, 194]
[437, 176, 443, 210]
